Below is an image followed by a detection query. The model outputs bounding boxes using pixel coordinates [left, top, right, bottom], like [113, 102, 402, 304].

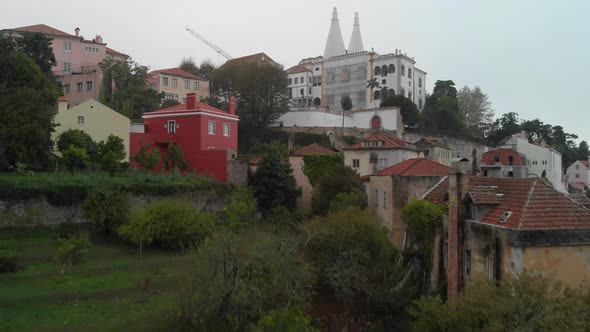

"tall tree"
[421, 80, 464, 131]
[485, 112, 521, 146]
[380, 95, 420, 127]
[577, 141, 590, 161]
[340, 95, 352, 136]
[212, 63, 289, 127]
[0, 36, 61, 169]
[520, 119, 553, 144]
[457, 86, 494, 136]
[179, 57, 216, 80]
[249, 149, 299, 211]
[100, 57, 162, 120]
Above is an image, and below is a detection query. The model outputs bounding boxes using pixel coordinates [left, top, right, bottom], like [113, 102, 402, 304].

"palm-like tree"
[366, 78, 381, 110]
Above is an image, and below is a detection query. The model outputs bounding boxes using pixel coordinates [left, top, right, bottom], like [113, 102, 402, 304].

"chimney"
[228, 96, 236, 115]
[288, 134, 295, 153]
[57, 96, 69, 113]
[75, 27, 80, 37]
[186, 93, 197, 110]
[369, 152, 378, 175]
[447, 158, 470, 300]
[95, 35, 103, 44]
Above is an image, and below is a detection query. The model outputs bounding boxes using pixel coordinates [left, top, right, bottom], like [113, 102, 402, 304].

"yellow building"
[53, 97, 131, 160]
[148, 68, 209, 103]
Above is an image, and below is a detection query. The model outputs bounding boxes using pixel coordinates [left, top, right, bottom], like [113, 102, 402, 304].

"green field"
[0, 229, 192, 331]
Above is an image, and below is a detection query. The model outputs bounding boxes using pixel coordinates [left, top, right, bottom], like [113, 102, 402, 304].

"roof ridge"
[399, 158, 421, 175]
[518, 178, 538, 229]
[420, 175, 448, 200]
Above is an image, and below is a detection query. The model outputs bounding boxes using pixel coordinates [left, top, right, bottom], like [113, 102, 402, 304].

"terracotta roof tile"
[481, 148, 525, 166]
[11, 24, 75, 38]
[292, 143, 336, 156]
[106, 47, 127, 57]
[149, 68, 205, 80]
[378, 158, 450, 177]
[286, 64, 312, 74]
[423, 176, 590, 231]
[345, 133, 415, 150]
[414, 137, 450, 150]
[143, 100, 236, 118]
[224, 52, 277, 67]
[580, 160, 590, 168]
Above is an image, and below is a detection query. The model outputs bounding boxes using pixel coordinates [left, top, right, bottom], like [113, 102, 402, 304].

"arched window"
[388, 64, 395, 73]
[374, 66, 381, 76]
[381, 65, 388, 77]
[374, 90, 381, 100]
[371, 115, 382, 129]
[381, 88, 388, 100]
[389, 88, 395, 97]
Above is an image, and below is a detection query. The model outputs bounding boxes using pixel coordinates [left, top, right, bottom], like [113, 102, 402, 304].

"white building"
[283, 8, 427, 113]
[566, 160, 590, 190]
[500, 132, 567, 193]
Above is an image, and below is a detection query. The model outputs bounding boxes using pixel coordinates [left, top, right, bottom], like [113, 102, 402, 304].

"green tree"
[0, 36, 61, 169]
[160, 99, 180, 109]
[302, 153, 343, 187]
[366, 78, 381, 109]
[178, 228, 313, 331]
[96, 135, 126, 175]
[312, 164, 364, 215]
[57, 232, 91, 266]
[457, 86, 494, 136]
[250, 150, 299, 211]
[61, 145, 88, 172]
[380, 94, 420, 127]
[328, 190, 367, 213]
[9, 32, 57, 79]
[409, 274, 590, 332]
[179, 57, 216, 80]
[224, 187, 257, 229]
[56, 129, 96, 155]
[255, 305, 317, 332]
[83, 189, 130, 234]
[100, 57, 163, 120]
[133, 143, 160, 171]
[577, 140, 589, 161]
[211, 62, 289, 126]
[162, 143, 186, 171]
[340, 95, 352, 136]
[421, 80, 464, 132]
[486, 112, 521, 146]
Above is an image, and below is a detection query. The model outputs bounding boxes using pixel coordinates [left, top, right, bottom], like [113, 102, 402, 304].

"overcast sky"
[4, 0, 589, 142]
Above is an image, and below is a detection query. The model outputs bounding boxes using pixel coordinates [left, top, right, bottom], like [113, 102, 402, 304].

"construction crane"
[185, 27, 233, 60]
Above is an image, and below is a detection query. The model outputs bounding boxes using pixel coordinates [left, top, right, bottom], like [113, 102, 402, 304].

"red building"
[130, 93, 238, 182]
[480, 147, 528, 178]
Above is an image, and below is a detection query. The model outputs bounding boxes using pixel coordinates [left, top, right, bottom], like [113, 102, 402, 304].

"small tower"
[348, 12, 364, 54]
[324, 8, 346, 59]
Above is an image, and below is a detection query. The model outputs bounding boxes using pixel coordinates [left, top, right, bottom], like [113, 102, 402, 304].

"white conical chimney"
[348, 12, 364, 54]
[324, 8, 346, 59]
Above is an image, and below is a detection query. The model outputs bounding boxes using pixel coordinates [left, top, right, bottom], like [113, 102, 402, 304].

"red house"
[130, 93, 239, 182]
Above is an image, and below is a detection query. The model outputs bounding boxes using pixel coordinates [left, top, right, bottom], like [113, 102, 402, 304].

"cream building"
[148, 68, 209, 103]
[54, 97, 131, 160]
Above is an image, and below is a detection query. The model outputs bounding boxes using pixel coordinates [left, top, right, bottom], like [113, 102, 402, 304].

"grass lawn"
[0, 228, 193, 331]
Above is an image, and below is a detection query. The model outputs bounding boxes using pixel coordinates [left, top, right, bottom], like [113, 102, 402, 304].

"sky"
[3, 0, 590, 142]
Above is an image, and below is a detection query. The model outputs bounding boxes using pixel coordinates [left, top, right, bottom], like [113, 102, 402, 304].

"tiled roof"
[580, 160, 590, 168]
[466, 185, 502, 205]
[143, 100, 236, 118]
[569, 193, 590, 210]
[286, 64, 312, 74]
[149, 68, 205, 80]
[224, 52, 277, 66]
[106, 47, 127, 57]
[345, 133, 415, 150]
[423, 176, 590, 230]
[481, 148, 525, 166]
[292, 143, 336, 156]
[11, 24, 75, 38]
[57, 96, 68, 102]
[414, 137, 450, 150]
[378, 158, 450, 177]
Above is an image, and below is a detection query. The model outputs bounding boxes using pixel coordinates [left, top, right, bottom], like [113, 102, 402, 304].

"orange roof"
[481, 148, 525, 166]
[143, 100, 237, 119]
[423, 177, 590, 231]
[377, 158, 450, 177]
[224, 52, 278, 67]
[286, 64, 312, 74]
[580, 160, 590, 168]
[106, 47, 127, 57]
[11, 24, 75, 38]
[345, 133, 415, 150]
[292, 143, 336, 156]
[149, 68, 205, 80]
[57, 96, 68, 102]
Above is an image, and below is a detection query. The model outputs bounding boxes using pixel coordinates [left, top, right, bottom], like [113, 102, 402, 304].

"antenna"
[185, 27, 233, 60]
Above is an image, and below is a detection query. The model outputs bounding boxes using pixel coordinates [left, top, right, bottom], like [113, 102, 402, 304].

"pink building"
[0, 24, 127, 106]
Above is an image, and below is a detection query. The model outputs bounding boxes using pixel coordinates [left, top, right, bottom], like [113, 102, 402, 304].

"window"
[409, 80, 412, 86]
[165, 93, 174, 100]
[167, 120, 176, 134]
[542, 160, 547, 165]
[378, 158, 388, 170]
[294, 77, 299, 84]
[381, 65, 388, 77]
[64, 62, 71, 73]
[401, 65, 406, 76]
[309, 77, 311, 84]
[464, 250, 472, 279]
[208, 120, 216, 135]
[288, 78, 292, 85]
[76, 82, 83, 92]
[374, 90, 381, 100]
[163, 77, 169, 86]
[223, 123, 230, 136]
[470, 204, 478, 220]
[300, 76, 304, 83]
[576, 174, 580, 179]
[194, 82, 200, 90]
[483, 169, 488, 176]
[63, 84, 71, 93]
[408, 68, 412, 78]
[400, 88, 405, 97]
[494, 155, 500, 163]
[184, 80, 190, 89]
[508, 171, 514, 177]
[382, 79, 386, 84]
[86, 81, 93, 91]
[418, 99, 422, 109]
[84, 47, 99, 53]
[352, 159, 360, 168]
[383, 191, 387, 209]
[172, 79, 177, 87]
[64, 42, 72, 52]
[299, 88, 304, 96]
[532, 160, 537, 165]
[315, 67, 319, 71]
[182, 97, 186, 103]
[77, 116, 84, 124]
[418, 78, 423, 88]
[499, 211, 513, 223]
[374, 189, 379, 208]
[374, 66, 381, 76]
[576, 165, 580, 169]
[174, 94, 178, 101]
[423, 149, 430, 157]
[388, 64, 395, 73]
[508, 155, 514, 165]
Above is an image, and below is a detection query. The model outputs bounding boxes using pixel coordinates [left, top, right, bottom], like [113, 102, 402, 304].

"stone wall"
[0, 189, 229, 228]
[403, 131, 491, 163]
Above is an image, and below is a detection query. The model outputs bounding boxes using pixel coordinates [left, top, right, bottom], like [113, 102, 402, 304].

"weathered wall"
[227, 159, 249, 186]
[289, 156, 313, 213]
[0, 190, 229, 228]
[403, 131, 491, 164]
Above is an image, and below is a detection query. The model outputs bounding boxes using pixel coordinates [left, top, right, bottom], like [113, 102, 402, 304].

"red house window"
[208, 121, 216, 135]
[167, 120, 176, 134]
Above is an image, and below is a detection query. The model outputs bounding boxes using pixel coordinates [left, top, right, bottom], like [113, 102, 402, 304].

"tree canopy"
[457, 85, 494, 136]
[421, 80, 464, 132]
[380, 94, 420, 127]
[179, 57, 217, 80]
[249, 149, 299, 212]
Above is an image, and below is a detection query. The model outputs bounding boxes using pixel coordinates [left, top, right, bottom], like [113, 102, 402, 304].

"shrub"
[84, 188, 130, 234]
[62, 145, 88, 172]
[57, 232, 91, 266]
[302, 153, 343, 187]
[96, 135, 126, 175]
[163, 143, 187, 171]
[255, 305, 316, 332]
[0, 255, 18, 273]
[329, 190, 367, 213]
[56, 129, 96, 155]
[119, 199, 215, 256]
[312, 164, 364, 215]
[133, 143, 160, 171]
[224, 187, 257, 229]
[250, 150, 299, 212]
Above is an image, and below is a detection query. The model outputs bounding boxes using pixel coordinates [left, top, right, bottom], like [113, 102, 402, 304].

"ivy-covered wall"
[302, 154, 344, 187]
